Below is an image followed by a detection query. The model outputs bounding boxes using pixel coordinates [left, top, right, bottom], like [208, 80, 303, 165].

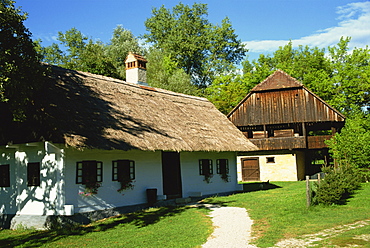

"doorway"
[242, 158, 260, 181]
[162, 151, 182, 199]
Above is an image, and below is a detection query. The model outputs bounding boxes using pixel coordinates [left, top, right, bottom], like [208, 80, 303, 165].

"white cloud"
[245, 1, 370, 54]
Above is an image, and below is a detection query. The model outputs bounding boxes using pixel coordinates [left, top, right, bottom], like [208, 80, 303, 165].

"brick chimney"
[125, 52, 147, 85]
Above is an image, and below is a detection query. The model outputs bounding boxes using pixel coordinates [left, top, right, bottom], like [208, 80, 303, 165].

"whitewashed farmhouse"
[0, 54, 256, 229]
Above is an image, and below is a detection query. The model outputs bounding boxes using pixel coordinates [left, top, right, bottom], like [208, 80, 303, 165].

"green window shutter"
[76, 162, 83, 184]
[217, 159, 229, 174]
[113, 160, 135, 182]
[27, 162, 40, 186]
[0, 164, 10, 187]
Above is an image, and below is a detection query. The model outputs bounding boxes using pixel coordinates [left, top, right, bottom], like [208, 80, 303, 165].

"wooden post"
[318, 173, 321, 185]
[306, 175, 311, 208]
[263, 125, 267, 138]
[302, 122, 307, 148]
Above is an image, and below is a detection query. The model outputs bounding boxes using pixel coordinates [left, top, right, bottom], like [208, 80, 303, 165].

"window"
[0, 164, 10, 187]
[112, 160, 135, 182]
[76, 161, 103, 184]
[199, 159, 213, 175]
[216, 159, 229, 174]
[27, 162, 40, 186]
[266, 157, 275, 163]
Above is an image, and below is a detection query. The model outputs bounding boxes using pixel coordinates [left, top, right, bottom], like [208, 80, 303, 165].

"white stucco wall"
[237, 152, 305, 182]
[126, 68, 147, 85]
[2, 145, 242, 216]
[64, 149, 242, 213]
[64, 149, 163, 213]
[0, 142, 63, 216]
[180, 151, 242, 197]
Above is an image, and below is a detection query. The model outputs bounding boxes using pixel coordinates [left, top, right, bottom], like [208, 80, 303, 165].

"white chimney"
[125, 52, 147, 85]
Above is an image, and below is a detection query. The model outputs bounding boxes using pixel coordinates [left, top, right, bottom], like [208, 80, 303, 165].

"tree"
[0, 0, 44, 121]
[144, 3, 246, 88]
[146, 48, 198, 95]
[326, 113, 370, 169]
[38, 26, 143, 80]
[328, 37, 370, 114]
[105, 25, 143, 79]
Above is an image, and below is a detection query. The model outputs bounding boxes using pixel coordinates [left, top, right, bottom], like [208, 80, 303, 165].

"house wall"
[2, 144, 242, 225]
[63, 149, 242, 214]
[64, 149, 162, 213]
[180, 151, 242, 197]
[237, 151, 305, 181]
[0, 142, 63, 217]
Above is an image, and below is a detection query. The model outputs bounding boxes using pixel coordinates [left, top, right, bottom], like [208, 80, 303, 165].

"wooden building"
[228, 70, 345, 181]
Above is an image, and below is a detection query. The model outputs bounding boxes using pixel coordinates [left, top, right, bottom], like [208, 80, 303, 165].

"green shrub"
[313, 165, 362, 205]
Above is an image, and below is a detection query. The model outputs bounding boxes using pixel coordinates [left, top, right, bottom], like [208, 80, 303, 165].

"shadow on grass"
[0, 205, 191, 248]
[241, 182, 282, 193]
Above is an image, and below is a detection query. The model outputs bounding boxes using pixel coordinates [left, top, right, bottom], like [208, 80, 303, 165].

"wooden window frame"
[27, 162, 40, 186]
[76, 160, 103, 184]
[112, 160, 135, 182]
[0, 164, 10, 187]
[216, 159, 229, 174]
[199, 159, 213, 175]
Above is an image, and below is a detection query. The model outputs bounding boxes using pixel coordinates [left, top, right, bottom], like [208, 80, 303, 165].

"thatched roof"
[4, 65, 256, 152]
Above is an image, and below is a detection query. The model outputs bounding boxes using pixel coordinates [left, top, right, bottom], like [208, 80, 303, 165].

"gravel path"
[201, 205, 258, 248]
[197, 204, 370, 248]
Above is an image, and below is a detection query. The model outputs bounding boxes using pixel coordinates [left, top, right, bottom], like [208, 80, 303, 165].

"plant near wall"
[117, 178, 135, 193]
[79, 181, 101, 196]
[203, 172, 213, 184]
[220, 173, 230, 183]
[199, 159, 213, 183]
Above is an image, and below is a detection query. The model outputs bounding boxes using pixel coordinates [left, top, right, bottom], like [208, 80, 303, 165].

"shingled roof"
[251, 69, 303, 92]
[4, 65, 256, 152]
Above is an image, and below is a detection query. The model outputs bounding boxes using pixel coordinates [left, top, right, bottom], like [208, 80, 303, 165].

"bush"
[313, 165, 362, 205]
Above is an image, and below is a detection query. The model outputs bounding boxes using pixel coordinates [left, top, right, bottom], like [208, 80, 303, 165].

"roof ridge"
[252, 69, 302, 92]
[49, 64, 208, 102]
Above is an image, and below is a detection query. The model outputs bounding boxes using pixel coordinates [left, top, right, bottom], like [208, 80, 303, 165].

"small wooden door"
[242, 158, 260, 181]
[162, 152, 182, 199]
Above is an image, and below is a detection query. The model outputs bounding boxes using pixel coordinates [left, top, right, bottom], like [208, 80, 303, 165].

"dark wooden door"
[242, 158, 260, 181]
[162, 152, 182, 199]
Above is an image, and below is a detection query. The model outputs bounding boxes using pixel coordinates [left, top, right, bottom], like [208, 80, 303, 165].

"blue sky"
[15, 0, 370, 61]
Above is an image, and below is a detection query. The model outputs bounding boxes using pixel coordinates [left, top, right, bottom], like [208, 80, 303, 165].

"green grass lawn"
[0, 206, 212, 248]
[203, 181, 370, 247]
[1, 182, 369, 248]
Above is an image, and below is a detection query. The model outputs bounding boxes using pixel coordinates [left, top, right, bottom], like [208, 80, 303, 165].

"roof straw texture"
[38, 66, 256, 152]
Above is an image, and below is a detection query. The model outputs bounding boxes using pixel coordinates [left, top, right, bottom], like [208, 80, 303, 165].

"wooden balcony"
[250, 136, 306, 150]
[249, 135, 333, 151]
[307, 135, 333, 149]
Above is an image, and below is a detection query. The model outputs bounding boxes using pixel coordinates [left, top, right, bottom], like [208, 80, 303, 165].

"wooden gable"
[228, 70, 345, 126]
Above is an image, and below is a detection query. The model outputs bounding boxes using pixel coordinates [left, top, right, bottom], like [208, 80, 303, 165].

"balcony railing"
[248, 135, 333, 150]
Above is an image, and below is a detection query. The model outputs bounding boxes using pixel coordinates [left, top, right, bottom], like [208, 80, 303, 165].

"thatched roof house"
[1, 63, 259, 229]
[3, 65, 256, 152]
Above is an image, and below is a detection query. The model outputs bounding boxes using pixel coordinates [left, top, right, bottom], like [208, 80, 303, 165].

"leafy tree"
[328, 37, 370, 114]
[0, 0, 44, 121]
[146, 48, 198, 95]
[205, 68, 254, 114]
[326, 113, 370, 169]
[144, 3, 246, 88]
[38, 26, 143, 80]
[105, 25, 143, 79]
[79, 40, 119, 78]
